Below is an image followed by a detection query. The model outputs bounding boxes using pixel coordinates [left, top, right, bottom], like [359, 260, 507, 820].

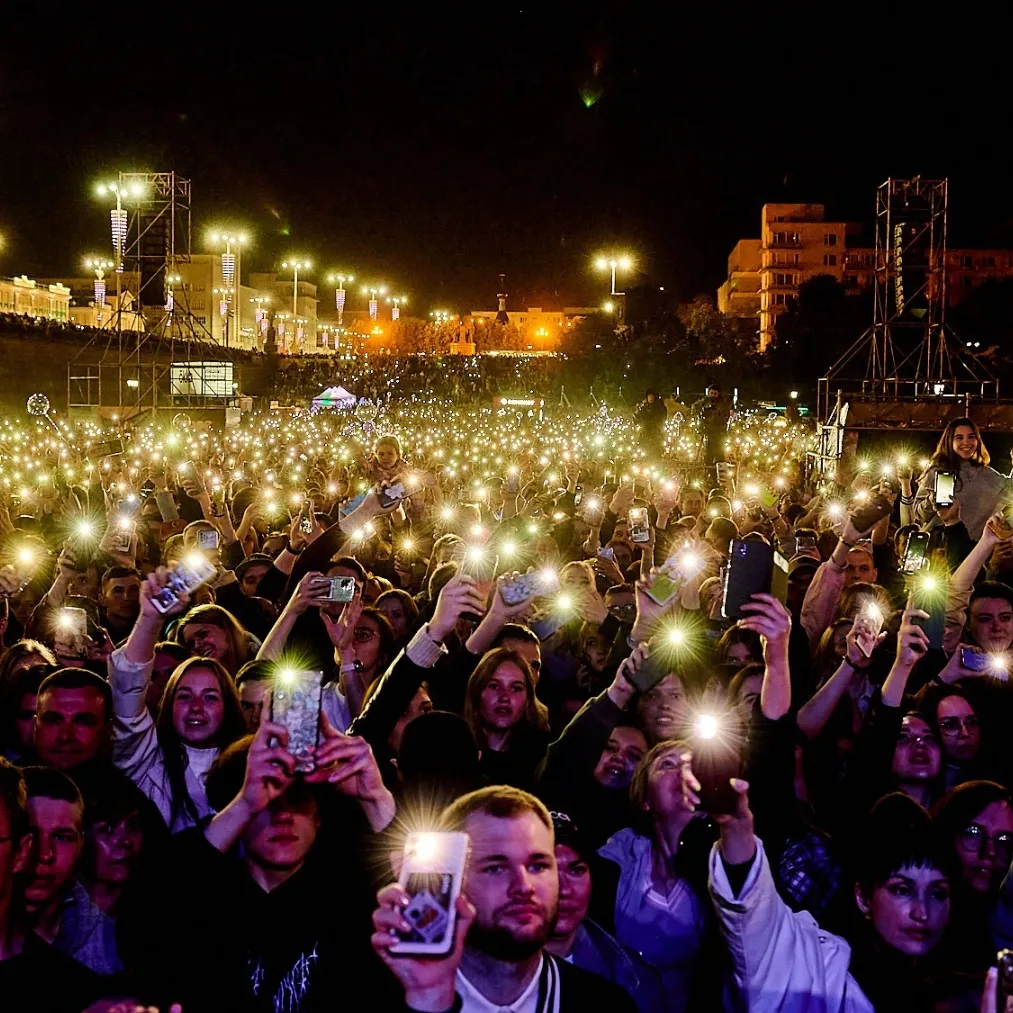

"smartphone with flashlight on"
[692, 713, 742, 816]
[271, 669, 324, 774]
[910, 575, 946, 651]
[646, 551, 705, 606]
[852, 600, 885, 658]
[934, 472, 955, 509]
[390, 832, 470, 957]
[151, 557, 218, 614]
[458, 548, 498, 622]
[629, 506, 650, 544]
[573, 484, 583, 507]
[58, 607, 89, 658]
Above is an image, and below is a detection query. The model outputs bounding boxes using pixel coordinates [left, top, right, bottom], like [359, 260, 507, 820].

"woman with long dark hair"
[463, 646, 549, 790]
[110, 569, 248, 831]
[912, 417, 1009, 540]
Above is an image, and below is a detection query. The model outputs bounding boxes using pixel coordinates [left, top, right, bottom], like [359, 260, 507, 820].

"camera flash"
[696, 714, 719, 740]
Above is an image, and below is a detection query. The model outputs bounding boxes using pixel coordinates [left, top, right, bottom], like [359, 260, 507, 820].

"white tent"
[311, 386, 357, 409]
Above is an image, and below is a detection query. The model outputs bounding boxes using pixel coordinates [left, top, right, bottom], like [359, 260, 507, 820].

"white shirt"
[456, 956, 543, 1013]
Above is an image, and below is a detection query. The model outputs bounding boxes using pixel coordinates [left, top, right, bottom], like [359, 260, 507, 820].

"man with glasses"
[0, 758, 98, 1008]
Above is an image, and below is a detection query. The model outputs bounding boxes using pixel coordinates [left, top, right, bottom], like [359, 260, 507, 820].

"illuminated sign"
[493, 397, 545, 409]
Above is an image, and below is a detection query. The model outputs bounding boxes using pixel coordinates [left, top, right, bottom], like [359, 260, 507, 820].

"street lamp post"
[95, 178, 145, 330]
[281, 259, 312, 351]
[327, 273, 354, 326]
[594, 253, 634, 296]
[210, 232, 248, 348]
[84, 257, 114, 327]
[387, 295, 407, 321]
[363, 285, 386, 321]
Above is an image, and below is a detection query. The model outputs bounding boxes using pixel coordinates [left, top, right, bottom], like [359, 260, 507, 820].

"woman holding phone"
[910, 418, 1009, 540]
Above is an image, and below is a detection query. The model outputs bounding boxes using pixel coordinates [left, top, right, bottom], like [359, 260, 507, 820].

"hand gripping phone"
[271, 669, 324, 773]
[902, 530, 929, 574]
[852, 599, 885, 658]
[849, 494, 893, 533]
[721, 539, 775, 620]
[379, 482, 407, 509]
[910, 576, 946, 651]
[934, 472, 955, 508]
[57, 607, 89, 657]
[151, 557, 217, 614]
[500, 569, 559, 607]
[629, 507, 650, 544]
[324, 576, 357, 603]
[390, 832, 470, 957]
[692, 713, 742, 816]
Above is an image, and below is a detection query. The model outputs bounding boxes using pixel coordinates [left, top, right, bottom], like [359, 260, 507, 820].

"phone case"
[379, 482, 406, 508]
[391, 832, 470, 956]
[694, 739, 742, 816]
[911, 588, 945, 651]
[961, 647, 990, 673]
[645, 571, 681, 606]
[271, 670, 324, 773]
[902, 532, 930, 573]
[629, 508, 650, 543]
[500, 571, 554, 606]
[327, 577, 357, 602]
[721, 540, 775, 619]
[849, 495, 893, 532]
[151, 558, 218, 614]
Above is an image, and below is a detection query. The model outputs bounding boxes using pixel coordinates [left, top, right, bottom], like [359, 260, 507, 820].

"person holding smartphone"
[912, 418, 1011, 541]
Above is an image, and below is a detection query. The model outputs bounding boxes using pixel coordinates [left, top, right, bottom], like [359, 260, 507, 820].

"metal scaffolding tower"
[818, 177, 997, 425]
[68, 171, 235, 420]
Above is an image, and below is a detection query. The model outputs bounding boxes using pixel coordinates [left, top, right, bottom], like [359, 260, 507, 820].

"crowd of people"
[2, 388, 1013, 1012]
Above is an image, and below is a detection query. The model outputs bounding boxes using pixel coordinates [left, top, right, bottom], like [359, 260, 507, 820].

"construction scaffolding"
[812, 177, 1007, 472]
[68, 171, 237, 421]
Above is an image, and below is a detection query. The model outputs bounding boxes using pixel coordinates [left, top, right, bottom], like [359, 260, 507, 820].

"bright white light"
[696, 714, 719, 740]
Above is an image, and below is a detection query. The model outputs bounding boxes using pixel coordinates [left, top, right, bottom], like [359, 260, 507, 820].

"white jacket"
[108, 647, 218, 833]
[708, 840, 874, 1013]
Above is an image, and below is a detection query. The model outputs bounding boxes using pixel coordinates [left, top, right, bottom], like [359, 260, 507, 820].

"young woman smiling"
[110, 569, 247, 831]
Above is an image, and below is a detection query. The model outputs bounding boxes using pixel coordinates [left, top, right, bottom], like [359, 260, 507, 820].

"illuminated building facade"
[0, 274, 71, 322]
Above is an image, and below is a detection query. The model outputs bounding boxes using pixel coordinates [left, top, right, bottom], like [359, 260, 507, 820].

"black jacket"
[132, 808, 386, 1012]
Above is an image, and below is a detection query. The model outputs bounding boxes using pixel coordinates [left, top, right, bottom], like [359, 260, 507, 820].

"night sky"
[1, 7, 1009, 312]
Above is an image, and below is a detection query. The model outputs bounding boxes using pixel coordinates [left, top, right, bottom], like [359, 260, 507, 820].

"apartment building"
[720, 202, 1013, 351]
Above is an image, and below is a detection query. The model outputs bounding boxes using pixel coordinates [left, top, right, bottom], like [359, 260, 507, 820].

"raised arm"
[738, 594, 792, 721]
[880, 603, 931, 708]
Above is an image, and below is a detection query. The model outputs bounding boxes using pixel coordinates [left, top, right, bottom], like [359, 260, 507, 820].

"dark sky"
[2, 6, 1011, 312]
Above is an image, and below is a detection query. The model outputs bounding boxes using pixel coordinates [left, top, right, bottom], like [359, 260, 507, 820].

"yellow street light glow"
[695, 714, 719, 740]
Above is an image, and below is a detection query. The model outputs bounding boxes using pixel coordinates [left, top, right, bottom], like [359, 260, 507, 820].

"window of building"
[774, 293, 788, 305]
[772, 272, 797, 286]
[985, 256, 996, 268]
[771, 231, 801, 247]
[823, 233, 838, 246]
[962, 255, 974, 269]
[845, 274, 858, 288]
[823, 254, 838, 267]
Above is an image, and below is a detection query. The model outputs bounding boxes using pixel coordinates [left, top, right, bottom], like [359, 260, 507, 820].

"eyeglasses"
[897, 732, 939, 748]
[608, 603, 636, 618]
[352, 627, 379, 644]
[959, 824, 1013, 861]
[938, 715, 980, 736]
